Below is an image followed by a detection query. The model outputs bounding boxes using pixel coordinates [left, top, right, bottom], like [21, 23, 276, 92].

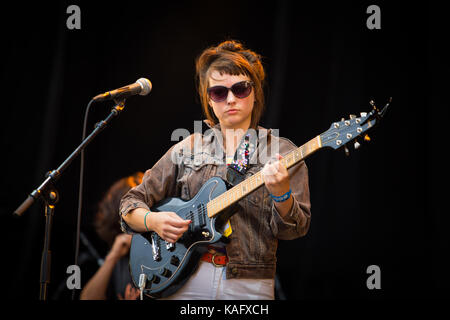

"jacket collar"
[202, 119, 271, 144]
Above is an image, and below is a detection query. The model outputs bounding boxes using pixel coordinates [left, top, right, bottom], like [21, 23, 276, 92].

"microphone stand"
[13, 99, 126, 300]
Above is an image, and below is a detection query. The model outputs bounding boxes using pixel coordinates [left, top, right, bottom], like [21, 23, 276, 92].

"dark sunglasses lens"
[232, 82, 252, 98]
[208, 86, 228, 102]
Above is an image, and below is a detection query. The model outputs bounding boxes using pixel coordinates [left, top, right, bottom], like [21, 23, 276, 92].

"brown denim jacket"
[119, 121, 311, 279]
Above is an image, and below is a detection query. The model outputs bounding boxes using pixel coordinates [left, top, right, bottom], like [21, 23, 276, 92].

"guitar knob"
[170, 255, 180, 267]
[354, 141, 361, 150]
[147, 272, 160, 284]
[158, 268, 172, 277]
[364, 134, 371, 142]
[202, 231, 210, 238]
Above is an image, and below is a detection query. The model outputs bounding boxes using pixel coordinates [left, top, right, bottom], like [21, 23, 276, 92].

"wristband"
[144, 211, 151, 232]
[270, 189, 292, 203]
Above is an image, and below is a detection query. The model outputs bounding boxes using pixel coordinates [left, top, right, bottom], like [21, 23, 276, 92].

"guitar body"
[129, 176, 233, 299]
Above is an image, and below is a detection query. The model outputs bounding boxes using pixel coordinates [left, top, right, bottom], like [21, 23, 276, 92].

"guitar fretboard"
[206, 135, 322, 218]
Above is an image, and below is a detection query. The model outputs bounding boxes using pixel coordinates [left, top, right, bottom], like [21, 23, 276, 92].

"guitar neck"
[207, 135, 322, 218]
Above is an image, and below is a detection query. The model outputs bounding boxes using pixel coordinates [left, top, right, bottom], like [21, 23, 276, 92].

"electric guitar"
[129, 99, 390, 299]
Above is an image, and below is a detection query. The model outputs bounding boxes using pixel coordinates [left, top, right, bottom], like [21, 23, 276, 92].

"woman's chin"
[220, 115, 251, 130]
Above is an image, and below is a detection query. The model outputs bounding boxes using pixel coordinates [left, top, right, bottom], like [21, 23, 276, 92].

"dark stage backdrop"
[1, 1, 448, 301]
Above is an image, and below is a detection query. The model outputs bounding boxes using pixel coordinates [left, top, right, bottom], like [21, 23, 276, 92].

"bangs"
[207, 54, 251, 82]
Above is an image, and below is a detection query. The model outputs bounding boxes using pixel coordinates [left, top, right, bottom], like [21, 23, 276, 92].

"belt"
[201, 252, 229, 267]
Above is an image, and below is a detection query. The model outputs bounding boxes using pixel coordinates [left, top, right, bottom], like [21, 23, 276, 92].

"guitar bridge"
[165, 241, 175, 251]
[187, 203, 207, 235]
[151, 232, 161, 261]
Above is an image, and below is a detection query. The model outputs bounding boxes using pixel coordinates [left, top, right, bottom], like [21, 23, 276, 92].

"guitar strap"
[226, 129, 258, 186]
[220, 130, 258, 239]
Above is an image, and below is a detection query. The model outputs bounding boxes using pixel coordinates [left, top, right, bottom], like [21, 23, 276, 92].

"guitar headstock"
[320, 98, 391, 154]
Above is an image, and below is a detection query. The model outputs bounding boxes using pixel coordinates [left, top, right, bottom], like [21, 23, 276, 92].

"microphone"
[92, 78, 152, 102]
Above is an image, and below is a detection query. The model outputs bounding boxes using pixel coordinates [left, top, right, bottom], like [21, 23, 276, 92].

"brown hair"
[94, 172, 144, 247]
[195, 40, 265, 129]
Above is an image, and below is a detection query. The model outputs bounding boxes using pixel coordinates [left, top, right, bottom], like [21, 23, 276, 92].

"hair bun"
[217, 40, 244, 52]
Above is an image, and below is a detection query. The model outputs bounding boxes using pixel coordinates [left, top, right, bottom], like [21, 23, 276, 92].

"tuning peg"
[364, 134, 371, 142]
[349, 114, 356, 120]
[341, 117, 351, 126]
[370, 100, 380, 112]
[344, 145, 350, 156]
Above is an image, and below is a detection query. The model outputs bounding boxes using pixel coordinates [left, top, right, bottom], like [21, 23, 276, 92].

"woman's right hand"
[147, 211, 191, 243]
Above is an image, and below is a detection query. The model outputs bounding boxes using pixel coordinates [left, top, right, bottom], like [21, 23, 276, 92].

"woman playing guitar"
[119, 40, 311, 299]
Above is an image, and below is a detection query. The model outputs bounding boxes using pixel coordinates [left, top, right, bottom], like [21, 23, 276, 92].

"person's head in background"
[94, 172, 144, 247]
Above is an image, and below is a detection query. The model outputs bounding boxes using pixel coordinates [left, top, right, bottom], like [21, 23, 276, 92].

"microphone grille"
[136, 78, 152, 96]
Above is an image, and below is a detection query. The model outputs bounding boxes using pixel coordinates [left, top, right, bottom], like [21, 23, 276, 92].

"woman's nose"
[226, 89, 236, 104]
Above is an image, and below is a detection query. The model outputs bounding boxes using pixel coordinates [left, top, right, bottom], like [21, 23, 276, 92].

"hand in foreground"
[108, 233, 133, 261]
[117, 283, 140, 300]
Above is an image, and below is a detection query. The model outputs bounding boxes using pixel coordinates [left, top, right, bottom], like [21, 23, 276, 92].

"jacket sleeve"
[119, 144, 179, 234]
[269, 139, 312, 240]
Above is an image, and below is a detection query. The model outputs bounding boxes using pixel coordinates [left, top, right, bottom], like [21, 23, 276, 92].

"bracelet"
[144, 211, 151, 232]
[270, 189, 292, 203]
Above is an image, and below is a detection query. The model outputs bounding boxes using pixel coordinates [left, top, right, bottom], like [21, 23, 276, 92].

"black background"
[1, 1, 448, 302]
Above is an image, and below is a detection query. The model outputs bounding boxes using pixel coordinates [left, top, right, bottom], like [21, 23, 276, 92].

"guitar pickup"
[188, 213, 195, 233]
[197, 204, 206, 228]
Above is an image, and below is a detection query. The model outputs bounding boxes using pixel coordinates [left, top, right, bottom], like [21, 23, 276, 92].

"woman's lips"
[226, 109, 238, 114]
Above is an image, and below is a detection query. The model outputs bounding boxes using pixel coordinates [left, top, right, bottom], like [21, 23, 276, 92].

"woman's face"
[208, 70, 254, 131]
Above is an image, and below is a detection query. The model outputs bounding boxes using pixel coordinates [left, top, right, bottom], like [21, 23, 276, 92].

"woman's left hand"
[262, 154, 294, 217]
[262, 153, 290, 197]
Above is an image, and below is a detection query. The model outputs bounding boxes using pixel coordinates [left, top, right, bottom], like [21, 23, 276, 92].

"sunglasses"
[207, 80, 254, 102]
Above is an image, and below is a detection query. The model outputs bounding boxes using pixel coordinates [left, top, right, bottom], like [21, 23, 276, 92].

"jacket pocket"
[177, 152, 219, 199]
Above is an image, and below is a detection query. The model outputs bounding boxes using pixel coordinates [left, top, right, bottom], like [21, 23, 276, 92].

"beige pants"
[160, 261, 275, 300]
